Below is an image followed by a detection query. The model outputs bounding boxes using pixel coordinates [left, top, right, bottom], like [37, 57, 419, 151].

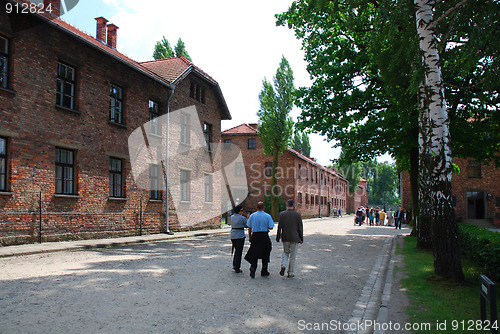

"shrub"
[458, 223, 500, 280]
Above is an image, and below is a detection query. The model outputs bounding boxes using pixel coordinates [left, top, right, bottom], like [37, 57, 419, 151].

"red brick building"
[221, 124, 348, 219]
[347, 178, 368, 214]
[400, 159, 500, 227]
[0, 0, 230, 245]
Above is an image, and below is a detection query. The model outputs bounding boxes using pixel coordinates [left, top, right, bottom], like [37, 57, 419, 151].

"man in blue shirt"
[230, 206, 248, 273]
[244, 201, 275, 278]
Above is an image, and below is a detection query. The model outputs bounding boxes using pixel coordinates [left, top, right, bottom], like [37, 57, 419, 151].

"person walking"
[394, 207, 402, 229]
[276, 199, 304, 278]
[386, 209, 393, 226]
[244, 202, 274, 278]
[230, 206, 248, 273]
[379, 209, 386, 226]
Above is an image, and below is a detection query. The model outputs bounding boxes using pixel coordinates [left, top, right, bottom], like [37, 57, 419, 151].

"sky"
[60, 0, 382, 166]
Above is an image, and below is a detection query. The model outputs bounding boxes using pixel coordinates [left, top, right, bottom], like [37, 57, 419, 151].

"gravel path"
[0, 216, 409, 334]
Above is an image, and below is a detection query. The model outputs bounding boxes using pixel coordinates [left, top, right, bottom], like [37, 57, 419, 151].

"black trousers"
[231, 238, 245, 270]
[248, 258, 269, 274]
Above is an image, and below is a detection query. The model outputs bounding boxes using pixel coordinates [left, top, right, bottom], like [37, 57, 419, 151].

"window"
[180, 113, 190, 145]
[190, 82, 206, 103]
[235, 162, 245, 176]
[468, 160, 481, 178]
[223, 139, 231, 150]
[56, 62, 76, 109]
[298, 164, 302, 179]
[248, 138, 256, 149]
[311, 169, 314, 182]
[204, 174, 213, 202]
[149, 164, 161, 200]
[298, 192, 302, 204]
[0, 137, 6, 191]
[264, 162, 272, 177]
[0, 36, 8, 89]
[180, 169, 190, 202]
[203, 123, 212, 151]
[109, 84, 123, 124]
[305, 193, 309, 205]
[305, 168, 308, 180]
[109, 158, 123, 198]
[55, 148, 75, 195]
[149, 100, 160, 135]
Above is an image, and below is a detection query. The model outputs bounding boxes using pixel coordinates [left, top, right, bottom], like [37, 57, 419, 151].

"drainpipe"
[165, 86, 175, 235]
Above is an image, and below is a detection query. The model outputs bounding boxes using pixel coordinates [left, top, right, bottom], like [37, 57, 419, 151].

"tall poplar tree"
[257, 56, 295, 221]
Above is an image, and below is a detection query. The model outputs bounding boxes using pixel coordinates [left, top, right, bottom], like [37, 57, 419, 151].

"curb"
[0, 228, 231, 258]
[347, 235, 395, 334]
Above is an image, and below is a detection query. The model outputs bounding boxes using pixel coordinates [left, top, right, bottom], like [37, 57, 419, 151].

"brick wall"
[0, 11, 224, 245]
[222, 130, 348, 219]
[400, 158, 500, 227]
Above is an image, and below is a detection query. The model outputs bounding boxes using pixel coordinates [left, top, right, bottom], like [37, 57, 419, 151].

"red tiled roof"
[222, 123, 345, 179]
[12, 0, 172, 87]
[222, 123, 259, 135]
[141, 56, 217, 85]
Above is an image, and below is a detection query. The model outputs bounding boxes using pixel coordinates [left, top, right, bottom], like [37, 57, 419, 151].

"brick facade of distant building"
[0, 0, 230, 245]
[400, 158, 500, 227]
[222, 124, 348, 219]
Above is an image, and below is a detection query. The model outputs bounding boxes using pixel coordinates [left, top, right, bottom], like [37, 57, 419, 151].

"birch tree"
[415, 0, 463, 280]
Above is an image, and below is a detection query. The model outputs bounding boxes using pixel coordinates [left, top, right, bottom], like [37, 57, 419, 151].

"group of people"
[354, 207, 409, 229]
[230, 200, 303, 278]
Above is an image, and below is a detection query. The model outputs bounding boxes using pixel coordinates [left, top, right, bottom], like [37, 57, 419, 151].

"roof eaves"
[16, 0, 175, 90]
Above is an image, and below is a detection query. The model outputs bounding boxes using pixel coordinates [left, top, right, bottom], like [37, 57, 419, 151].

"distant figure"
[387, 209, 394, 226]
[276, 199, 304, 278]
[338, 208, 342, 217]
[230, 206, 247, 273]
[244, 202, 274, 278]
[394, 207, 402, 229]
[379, 210, 386, 226]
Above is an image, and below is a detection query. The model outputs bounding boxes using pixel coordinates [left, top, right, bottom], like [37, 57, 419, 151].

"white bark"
[415, 0, 453, 185]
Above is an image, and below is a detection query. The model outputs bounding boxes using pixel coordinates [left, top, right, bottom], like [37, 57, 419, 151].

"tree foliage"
[153, 36, 192, 61]
[174, 38, 192, 61]
[292, 129, 311, 157]
[257, 56, 295, 221]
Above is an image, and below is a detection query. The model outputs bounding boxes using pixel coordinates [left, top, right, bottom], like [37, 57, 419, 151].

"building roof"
[10, 0, 174, 89]
[141, 57, 231, 120]
[222, 123, 259, 135]
[12, 0, 231, 120]
[223, 123, 346, 180]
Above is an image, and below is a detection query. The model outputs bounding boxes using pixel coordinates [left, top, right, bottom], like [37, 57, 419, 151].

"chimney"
[106, 23, 119, 49]
[248, 123, 258, 130]
[95, 17, 108, 43]
[44, 0, 61, 17]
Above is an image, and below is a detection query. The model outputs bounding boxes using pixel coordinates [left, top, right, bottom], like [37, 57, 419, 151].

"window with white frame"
[56, 62, 76, 109]
[109, 84, 123, 124]
[109, 158, 123, 198]
[55, 148, 75, 195]
[149, 164, 161, 200]
[149, 100, 160, 135]
[204, 173, 213, 202]
[0, 137, 6, 191]
[180, 169, 190, 202]
[0, 36, 9, 89]
[180, 113, 190, 145]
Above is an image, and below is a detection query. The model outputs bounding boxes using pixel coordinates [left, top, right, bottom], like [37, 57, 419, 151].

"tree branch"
[431, 0, 469, 29]
[445, 78, 486, 91]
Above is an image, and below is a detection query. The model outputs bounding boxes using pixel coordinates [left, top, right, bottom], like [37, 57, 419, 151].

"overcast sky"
[61, 0, 356, 166]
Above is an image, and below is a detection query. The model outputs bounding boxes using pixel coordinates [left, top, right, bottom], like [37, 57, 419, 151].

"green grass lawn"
[400, 236, 499, 333]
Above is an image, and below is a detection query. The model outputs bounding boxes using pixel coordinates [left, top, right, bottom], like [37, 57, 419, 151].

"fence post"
[139, 197, 143, 236]
[38, 191, 42, 243]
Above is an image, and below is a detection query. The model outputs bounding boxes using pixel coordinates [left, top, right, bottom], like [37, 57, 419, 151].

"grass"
[400, 235, 499, 334]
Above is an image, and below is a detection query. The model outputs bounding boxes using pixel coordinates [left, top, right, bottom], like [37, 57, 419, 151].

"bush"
[459, 223, 500, 280]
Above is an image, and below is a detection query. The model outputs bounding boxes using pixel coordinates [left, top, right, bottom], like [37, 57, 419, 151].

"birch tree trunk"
[414, 0, 464, 280]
